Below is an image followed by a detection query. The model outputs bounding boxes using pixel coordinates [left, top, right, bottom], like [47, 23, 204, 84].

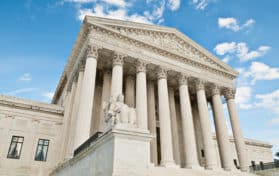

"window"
[35, 139, 49, 161]
[7, 136, 24, 159]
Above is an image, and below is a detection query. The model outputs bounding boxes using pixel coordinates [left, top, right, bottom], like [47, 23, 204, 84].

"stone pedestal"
[50, 126, 152, 176]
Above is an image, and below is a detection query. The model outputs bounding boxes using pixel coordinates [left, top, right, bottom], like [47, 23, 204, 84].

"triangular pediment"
[85, 16, 238, 77]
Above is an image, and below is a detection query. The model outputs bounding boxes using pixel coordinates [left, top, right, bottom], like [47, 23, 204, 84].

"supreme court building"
[0, 16, 273, 176]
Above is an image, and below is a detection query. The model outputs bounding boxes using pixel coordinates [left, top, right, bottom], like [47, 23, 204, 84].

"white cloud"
[43, 92, 54, 100]
[192, 0, 209, 10]
[102, 0, 127, 8]
[214, 42, 236, 55]
[167, 0, 180, 11]
[255, 89, 279, 114]
[6, 88, 37, 96]
[75, 0, 167, 24]
[64, 0, 95, 3]
[214, 42, 270, 62]
[218, 17, 255, 32]
[18, 73, 32, 82]
[235, 86, 252, 109]
[222, 56, 230, 63]
[244, 62, 279, 84]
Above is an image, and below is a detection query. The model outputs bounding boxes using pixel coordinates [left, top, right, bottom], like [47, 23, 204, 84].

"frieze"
[107, 24, 228, 71]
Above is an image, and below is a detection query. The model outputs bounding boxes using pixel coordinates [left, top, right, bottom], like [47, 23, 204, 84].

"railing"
[249, 161, 279, 172]
[73, 132, 103, 157]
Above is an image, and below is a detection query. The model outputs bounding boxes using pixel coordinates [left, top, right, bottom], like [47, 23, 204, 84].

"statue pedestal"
[50, 126, 153, 176]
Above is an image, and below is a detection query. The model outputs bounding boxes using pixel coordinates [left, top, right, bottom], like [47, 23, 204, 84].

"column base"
[160, 160, 179, 168]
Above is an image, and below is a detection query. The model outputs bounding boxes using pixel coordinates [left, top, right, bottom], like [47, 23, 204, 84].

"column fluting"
[136, 60, 148, 130]
[225, 88, 249, 172]
[168, 87, 181, 165]
[98, 69, 112, 132]
[195, 79, 218, 170]
[156, 67, 176, 167]
[125, 74, 135, 107]
[75, 45, 99, 148]
[178, 74, 200, 168]
[147, 81, 158, 165]
[211, 85, 233, 170]
[110, 54, 124, 100]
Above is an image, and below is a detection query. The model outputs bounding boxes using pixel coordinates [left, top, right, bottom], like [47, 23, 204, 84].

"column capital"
[156, 67, 167, 80]
[177, 73, 190, 86]
[195, 79, 205, 91]
[112, 53, 124, 66]
[86, 44, 99, 59]
[210, 85, 220, 96]
[135, 59, 147, 73]
[224, 88, 236, 100]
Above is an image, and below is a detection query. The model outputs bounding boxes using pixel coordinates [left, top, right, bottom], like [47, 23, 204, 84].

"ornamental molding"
[84, 17, 238, 77]
[112, 53, 125, 66]
[156, 66, 168, 80]
[224, 88, 236, 100]
[52, 16, 238, 103]
[177, 73, 190, 86]
[135, 59, 147, 73]
[86, 44, 99, 58]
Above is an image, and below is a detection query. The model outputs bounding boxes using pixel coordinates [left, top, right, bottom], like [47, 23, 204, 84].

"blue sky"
[1, 0, 279, 157]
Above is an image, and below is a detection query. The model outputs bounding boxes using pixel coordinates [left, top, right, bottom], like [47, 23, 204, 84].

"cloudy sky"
[0, 0, 279, 157]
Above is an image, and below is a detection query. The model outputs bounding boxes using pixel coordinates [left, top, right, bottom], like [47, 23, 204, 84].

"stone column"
[211, 85, 233, 171]
[75, 45, 99, 148]
[61, 77, 77, 160]
[125, 74, 135, 107]
[178, 74, 200, 168]
[98, 69, 112, 132]
[110, 54, 124, 99]
[156, 67, 176, 167]
[195, 79, 218, 170]
[136, 60, 148, 130]
[168, 87, 181, 165]
[224, 88, 248, 172]
[68, 65, 84, 156]
[147, 81, 158, 165]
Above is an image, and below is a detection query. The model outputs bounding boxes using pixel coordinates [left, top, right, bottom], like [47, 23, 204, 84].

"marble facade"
[0, 16, 274, 176]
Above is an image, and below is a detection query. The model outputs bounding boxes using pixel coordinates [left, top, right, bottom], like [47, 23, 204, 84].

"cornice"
[0, 94, 64, 115]
[85, 16, 238, 75]
[52, 16, 239, 104]
[90, 22, 237, 80]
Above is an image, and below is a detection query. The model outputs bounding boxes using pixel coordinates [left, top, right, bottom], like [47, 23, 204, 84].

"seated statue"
[104, 94, 137, 128]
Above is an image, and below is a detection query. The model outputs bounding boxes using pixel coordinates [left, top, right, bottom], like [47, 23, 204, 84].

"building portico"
[55, 15, 249, 172]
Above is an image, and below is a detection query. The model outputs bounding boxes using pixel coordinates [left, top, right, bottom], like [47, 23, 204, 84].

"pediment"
[85, 16, 238, 77]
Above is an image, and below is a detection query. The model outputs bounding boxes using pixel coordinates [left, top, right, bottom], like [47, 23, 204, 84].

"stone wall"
[0, 95, 64, 176]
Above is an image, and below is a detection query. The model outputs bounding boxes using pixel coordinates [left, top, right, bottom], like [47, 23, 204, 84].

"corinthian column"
[178, 74, 200, 168]
[125, 74, 135, 107]
[147, 81, 158, 165]
[136, 60, 148, 130]
[195, 79, 218, 170]
[98, 69, 112, 132]
[211, 85, 233, 171]
[224, 88, 248, 172]
[156, 67, 175, 167]
[110, 54, 124, 99]
[75, 45, 99, 148]
[168, 87, 181, 165]
[68, 64, 84, 156]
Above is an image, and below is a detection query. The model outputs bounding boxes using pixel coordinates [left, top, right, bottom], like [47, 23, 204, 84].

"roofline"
[51, 16, 239, 103]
